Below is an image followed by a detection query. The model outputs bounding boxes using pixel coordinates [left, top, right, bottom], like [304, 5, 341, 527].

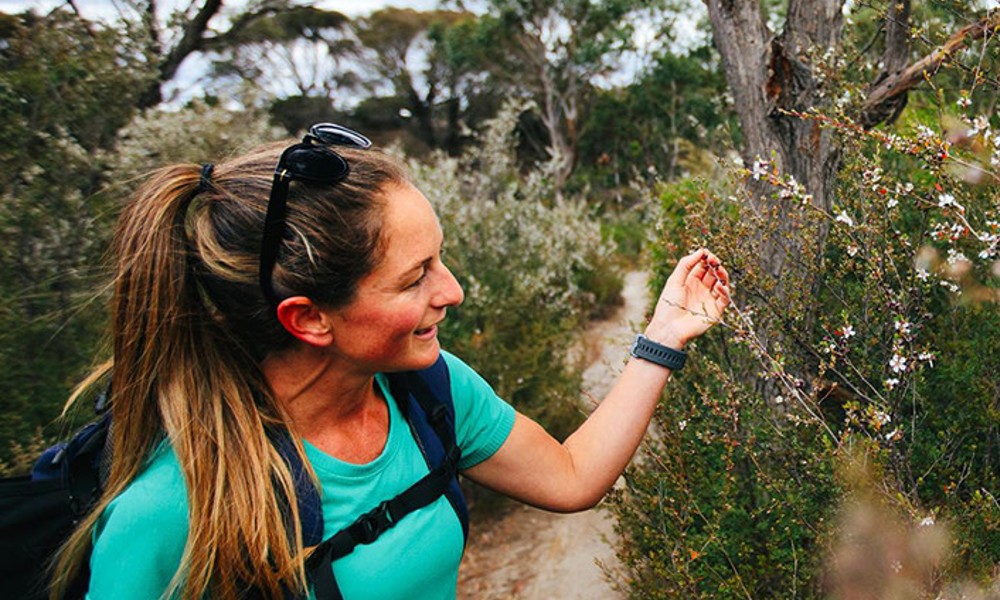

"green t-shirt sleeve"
[441, 350, 516, 470]
[87, 447, 188, 600]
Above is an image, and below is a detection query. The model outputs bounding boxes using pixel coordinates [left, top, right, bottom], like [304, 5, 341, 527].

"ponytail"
[53, 165, 309, 599]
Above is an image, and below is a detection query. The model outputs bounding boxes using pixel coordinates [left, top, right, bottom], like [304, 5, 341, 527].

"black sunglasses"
[259, 123, 372, 306]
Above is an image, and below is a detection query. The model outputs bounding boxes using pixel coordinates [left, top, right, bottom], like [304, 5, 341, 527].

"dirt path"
[457, 270, 650, 600]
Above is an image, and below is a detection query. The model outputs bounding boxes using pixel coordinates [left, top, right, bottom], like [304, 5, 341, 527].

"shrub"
[606, 59, 1000, 597]
[410, 102, 624, 441]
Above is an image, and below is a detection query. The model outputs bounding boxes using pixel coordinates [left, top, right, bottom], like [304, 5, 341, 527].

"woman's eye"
[408, 269, 428, 288]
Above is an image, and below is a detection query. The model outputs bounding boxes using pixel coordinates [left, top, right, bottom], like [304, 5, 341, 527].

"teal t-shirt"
[87, 351, 515, 599]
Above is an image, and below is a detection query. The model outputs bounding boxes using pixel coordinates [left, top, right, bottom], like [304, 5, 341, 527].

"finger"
[710, 265, 731, 287]
[697, 260, 718, 290]
[666, 248, 708, 286]
[713, 282, 732, 310]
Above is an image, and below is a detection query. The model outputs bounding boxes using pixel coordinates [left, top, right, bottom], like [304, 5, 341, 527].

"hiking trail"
[457, 270, 650, 599]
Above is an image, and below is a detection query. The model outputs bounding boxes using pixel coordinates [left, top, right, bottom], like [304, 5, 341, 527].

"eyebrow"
[397, 256, 433, 284]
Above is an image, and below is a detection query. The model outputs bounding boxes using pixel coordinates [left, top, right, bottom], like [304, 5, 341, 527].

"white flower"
[918, 351, 935, 367]
[835, 211, 854, 226]
[891, 560, 903, 573]
[971, 115, 989, 134]
[847, 245, 859, 257]
[889, 354, 907, 373]
[947, 248, 970, 265]
[885, 428, 900, 441]
[920, 516, 935, 527]
[938, 193, 958, 208]
[916, 268, 930, 281]
[957, 95, 972, 109]
[840, 325, 856, 338]
[678, 419, 688, 431]
[751, 159, 769, 181]
[774, 395, 785, 405]
[887, 197, 899, 209]
[894, 320, 912, 335]
[885, 378, 900, 390]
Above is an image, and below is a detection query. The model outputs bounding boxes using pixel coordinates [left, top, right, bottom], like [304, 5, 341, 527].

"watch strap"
[630, 334, 687, 370]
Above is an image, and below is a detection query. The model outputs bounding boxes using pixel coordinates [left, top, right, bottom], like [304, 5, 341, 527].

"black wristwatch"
[630, 334, 687, 371]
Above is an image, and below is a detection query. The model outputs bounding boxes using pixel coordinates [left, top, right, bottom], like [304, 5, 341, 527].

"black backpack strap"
[393, 360, 469, 541]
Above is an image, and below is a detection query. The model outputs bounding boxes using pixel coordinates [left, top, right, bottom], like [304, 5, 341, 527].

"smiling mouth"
[414, 324, 437, 336]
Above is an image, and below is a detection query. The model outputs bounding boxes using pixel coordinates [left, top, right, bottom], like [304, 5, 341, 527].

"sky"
[0, 0, 441, 19]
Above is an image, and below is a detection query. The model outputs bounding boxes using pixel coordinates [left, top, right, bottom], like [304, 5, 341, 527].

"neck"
[262, 345, 379, 438]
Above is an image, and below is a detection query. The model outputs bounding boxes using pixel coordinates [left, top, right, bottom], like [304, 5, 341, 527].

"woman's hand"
[644, 248, 730, 349]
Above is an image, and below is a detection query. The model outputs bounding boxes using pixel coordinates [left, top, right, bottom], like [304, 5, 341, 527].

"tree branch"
[862, 12, 1000, 127]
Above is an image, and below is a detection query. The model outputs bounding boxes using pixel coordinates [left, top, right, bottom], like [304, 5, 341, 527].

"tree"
[704, 0, 999, 357]
[353, 8, 480, 154]
[471, 0, 652, 196]
[209, 6, 355, 107]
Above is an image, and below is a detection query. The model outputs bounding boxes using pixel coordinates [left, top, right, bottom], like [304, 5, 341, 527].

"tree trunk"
[703, 0, 845, 400]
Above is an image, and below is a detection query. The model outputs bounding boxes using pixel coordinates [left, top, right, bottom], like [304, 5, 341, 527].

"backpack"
[0, 355, 467, 600]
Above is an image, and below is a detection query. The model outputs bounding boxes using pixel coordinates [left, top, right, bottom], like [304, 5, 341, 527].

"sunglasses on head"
[259, 123, 372, 306]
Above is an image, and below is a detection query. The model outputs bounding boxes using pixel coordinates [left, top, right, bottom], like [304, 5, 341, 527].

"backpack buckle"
[354, 501, 394, 545]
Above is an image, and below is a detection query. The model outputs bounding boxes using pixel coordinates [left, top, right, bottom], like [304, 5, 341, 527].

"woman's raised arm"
[463, 249, 730, 512]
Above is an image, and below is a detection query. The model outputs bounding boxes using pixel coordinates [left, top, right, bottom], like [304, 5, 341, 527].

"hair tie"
[198, 163, 215, 192]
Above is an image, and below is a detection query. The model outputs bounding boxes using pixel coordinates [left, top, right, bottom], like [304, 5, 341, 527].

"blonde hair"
[51, 142, 408, 599]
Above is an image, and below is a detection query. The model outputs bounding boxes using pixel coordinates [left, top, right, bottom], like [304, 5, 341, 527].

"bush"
[606, 60, 1000, 596]
[410, 102, 624, 441]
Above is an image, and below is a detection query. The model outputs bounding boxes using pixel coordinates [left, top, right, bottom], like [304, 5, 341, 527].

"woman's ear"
[275, 296, 335, 347]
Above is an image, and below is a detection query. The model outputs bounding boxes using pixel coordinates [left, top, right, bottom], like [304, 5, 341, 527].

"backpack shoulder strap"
[389, 356, 469, 540]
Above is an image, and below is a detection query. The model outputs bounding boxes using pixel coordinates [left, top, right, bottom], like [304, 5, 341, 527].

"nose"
[434, 264, 464, 308]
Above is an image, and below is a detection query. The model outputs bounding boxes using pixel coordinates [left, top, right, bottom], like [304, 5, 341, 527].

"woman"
[52, 124, 730, 599]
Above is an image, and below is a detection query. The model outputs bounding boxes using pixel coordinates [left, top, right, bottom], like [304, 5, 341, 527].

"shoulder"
[89, 444, 188, 598]
[96, 444, 188, 534]
[438, 350, 516, 469]
[439, 350, 494, 397]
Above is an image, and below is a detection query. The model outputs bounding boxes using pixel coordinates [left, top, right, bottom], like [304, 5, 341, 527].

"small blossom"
[678, 419, 688, 431]
[885, 428, 900, 441]
[894, 320, 912, 335]
[835, 211, 854, 226]
[885, 377, 900, 390]
[887, 197, 899, 209]
[947, 248, 970, 265]
[920, 516, 935, 527]
[751, 159, 769, 181]
[840, 325, 856, 338]
[938, 193, 958, 208]
[873, 410, 892, 427]
[774, 395, 785, 405]
[847, 245, 859, 257]
[957, 95, 972, 109]
[916, 268, 930, 281]
[917, 351, 935, 367]
[889, 354, 907, 373]
[891, 560, 903, 573]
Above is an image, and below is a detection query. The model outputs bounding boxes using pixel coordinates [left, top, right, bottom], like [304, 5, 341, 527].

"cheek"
[348, 304, 424, 350]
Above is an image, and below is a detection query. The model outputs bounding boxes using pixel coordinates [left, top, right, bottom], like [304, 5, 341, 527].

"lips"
[414, 324, 438, 338]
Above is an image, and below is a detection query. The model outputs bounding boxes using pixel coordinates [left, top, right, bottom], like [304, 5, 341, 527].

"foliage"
[0, 9, 153, 464]
[605, 6, 1000, 594]
[575, 44, 734, 193]
[112, 99, 279, 183]
[410, 102, 624, 441]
